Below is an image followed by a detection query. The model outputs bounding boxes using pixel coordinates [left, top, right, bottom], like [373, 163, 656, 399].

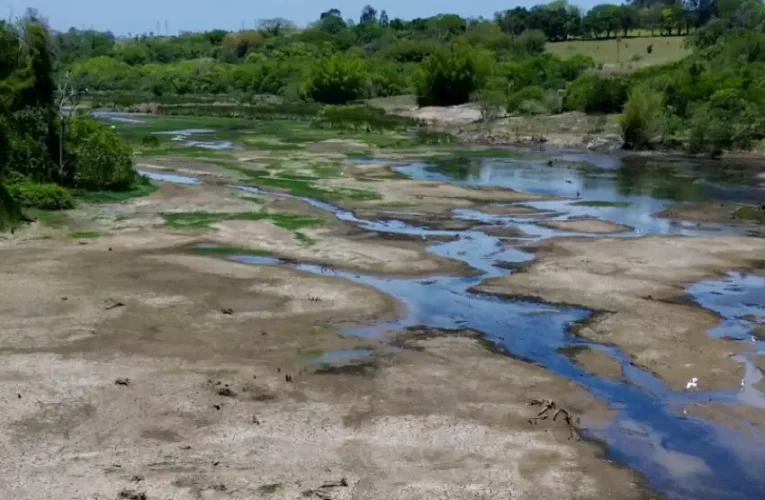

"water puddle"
[314, 349, 373, 365]
[91, 111, 144, 124]
[689, 273, 765, 409]
[228, 254, 284, 266]
[153, 129, 242, 150]
[400, 157, 749, 238]
[139, 170, 200, 185]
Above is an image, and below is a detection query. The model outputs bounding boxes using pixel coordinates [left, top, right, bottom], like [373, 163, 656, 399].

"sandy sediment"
[477, 235, 765, 392]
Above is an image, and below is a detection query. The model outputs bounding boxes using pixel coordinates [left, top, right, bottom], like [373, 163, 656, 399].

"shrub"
[141, 134, 160, 148]
[314, 105, 420, 131]
[473, 86, 507, 123]
[0, 184, 22, 231]
[5, 179, 75, 210]
[414, 46, 491, 107]
[563, 74, 629, 114]
[507, 86, 547, 115]
[66, 116, 137, 190]
[305, 55, 369, 104]
[514, 30, 547, 56]
[620, 88, 663, 149]
[646, 44, 653, 54]
[688, 89, 765, 156]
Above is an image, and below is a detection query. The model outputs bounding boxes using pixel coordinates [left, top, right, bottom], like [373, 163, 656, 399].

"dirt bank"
[477, 235, 765, 392]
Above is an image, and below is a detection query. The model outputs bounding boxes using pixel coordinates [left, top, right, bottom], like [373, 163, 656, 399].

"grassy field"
[547, 35, 690, 70]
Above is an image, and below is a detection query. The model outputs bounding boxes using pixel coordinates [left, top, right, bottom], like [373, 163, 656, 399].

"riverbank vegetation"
[3, 0, 765, 233]
[0, 15, 144, 231]
[50, 0, 765, 157]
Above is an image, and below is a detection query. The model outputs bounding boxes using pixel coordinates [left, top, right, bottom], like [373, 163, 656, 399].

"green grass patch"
[70, 231, 104, 239]
[736, 206, 765, 224]
[28, 209, 69, 228]
[245, 137, 306, 151]
[259, 484, 282, 494]
[73, 179, 158, 204]
[164, 211, 323, 230]
[297, 349, 326, 363]
[225, 165, 381, 202]
[193, 245, 271, 256]
[547, 35, 690, 70]
[310, 163, 343, 178]
[295, 231, 315, 246]
[571, 200, 632, 208]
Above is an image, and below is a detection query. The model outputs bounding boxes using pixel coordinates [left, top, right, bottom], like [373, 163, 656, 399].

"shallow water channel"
[143, 150, 765, 499]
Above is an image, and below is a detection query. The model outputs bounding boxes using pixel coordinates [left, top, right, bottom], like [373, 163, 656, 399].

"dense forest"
[2, 0, 765, 229]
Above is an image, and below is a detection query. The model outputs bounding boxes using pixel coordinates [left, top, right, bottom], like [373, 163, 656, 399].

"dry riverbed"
[0, 176, 653, 499]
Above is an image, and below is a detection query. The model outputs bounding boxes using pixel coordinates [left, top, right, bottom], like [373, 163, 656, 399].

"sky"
[5, 0, 601, 35]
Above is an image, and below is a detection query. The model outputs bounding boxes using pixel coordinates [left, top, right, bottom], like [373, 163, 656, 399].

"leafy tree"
[516, 29, 547, 55]
[564, 73, 628, 113]
[360, 5, 378, 25]
[305, 54, 368, 104]
[496, 7, 531, 36]
[66, 115, 136, 190]
[621, 87, 663, 148]
[618, 5, 640, 36]
[320, 9, 342, 19]
[414, 45, 491, 106]
[507, 86, 548, 114]
[319, 13, 348, 34]
[474, 85, 507, 123]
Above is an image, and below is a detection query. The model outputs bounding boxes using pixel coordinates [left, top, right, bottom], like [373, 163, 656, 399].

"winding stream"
[142, 150, 765, 499]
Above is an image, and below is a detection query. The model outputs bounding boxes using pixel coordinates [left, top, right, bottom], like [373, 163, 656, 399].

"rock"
[115, 378, 131, 386]
[117, 489, 147, 500]
[216, 386, 237, 397]
[586, 134, 624, 152]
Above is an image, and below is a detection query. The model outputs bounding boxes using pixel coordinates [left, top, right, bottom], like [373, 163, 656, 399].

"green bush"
[414, 46, 491, 107]
[514, 30, 547, 56]
[315, 105, 420, 131]
[66, 116, 137, 190]
[141, 134, 160, 148]
[5, 179, 75, 210]
[688, 89, 765, 156]
[305, 55, 369, 104]
[507, 86, 547, 115]
[0, 184, 22, 231]
[620, 88, 663, 149]
[563, 74, 629, 114]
